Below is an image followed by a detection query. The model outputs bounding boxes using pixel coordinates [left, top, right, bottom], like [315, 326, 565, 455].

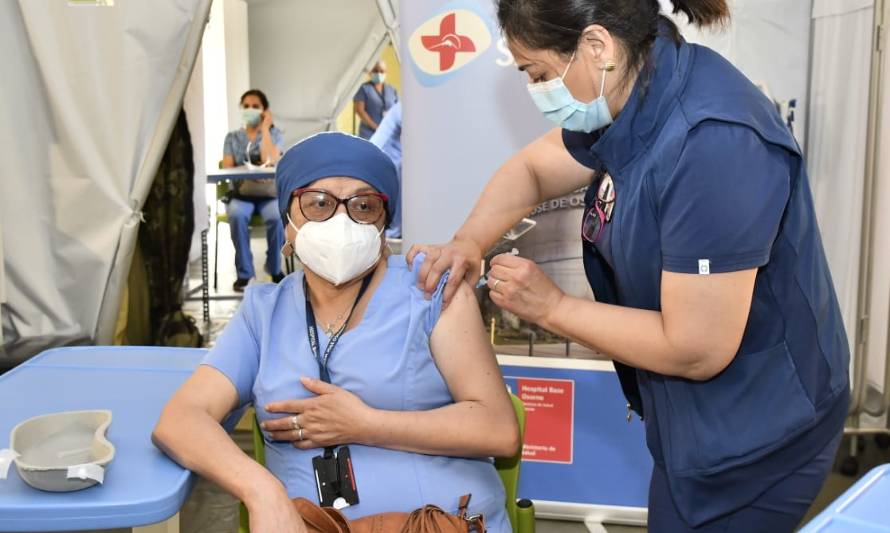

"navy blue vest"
[566, 26, 849, 525]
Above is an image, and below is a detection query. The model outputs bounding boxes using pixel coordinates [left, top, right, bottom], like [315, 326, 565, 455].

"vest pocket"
[661, 341, 816, 475]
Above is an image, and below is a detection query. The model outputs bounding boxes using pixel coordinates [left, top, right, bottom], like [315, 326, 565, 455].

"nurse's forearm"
[152, 405, 285, 506]
[541, 296, 725, 381]
[361, 401, 518, 458]
[454, 154, 543, 254]
[454, 128, 595, 254]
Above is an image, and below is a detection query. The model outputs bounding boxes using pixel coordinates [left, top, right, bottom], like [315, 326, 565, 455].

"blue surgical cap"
[275, 132, 399, 223]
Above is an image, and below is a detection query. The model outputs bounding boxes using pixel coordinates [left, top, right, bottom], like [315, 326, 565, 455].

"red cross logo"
[420, 13, 476, 72]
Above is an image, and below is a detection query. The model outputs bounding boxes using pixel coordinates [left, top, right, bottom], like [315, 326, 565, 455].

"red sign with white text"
[510, 377, 574, 464]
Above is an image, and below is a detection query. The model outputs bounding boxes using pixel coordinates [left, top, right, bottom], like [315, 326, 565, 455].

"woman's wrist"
[353, 406, 383, 446]
[540, 291, 571, 336]
[451, 232, 483, 255]
[239, 469, 287, 507]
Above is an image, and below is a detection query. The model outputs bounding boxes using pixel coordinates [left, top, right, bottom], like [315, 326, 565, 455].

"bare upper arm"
[660, 269, 757, 379]
[221, 155, 236, 168]
[166, 365, 241, 422]
[521, 127, 596, 201]
[429, 282, 512, 410]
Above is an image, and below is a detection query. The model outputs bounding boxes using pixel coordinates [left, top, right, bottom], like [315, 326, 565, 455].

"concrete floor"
[153, 224, 890, 533]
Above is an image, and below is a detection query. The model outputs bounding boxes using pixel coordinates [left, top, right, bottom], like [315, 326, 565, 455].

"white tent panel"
[0, 0, 210, 361]
[663, 0, 812, 146]
[865, 1, 889, 401]
[808, 0, 875, 353]
[247, 0, 390, 146]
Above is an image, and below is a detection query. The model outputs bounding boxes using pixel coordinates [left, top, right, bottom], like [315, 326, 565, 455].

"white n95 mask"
[290, 213, 383, 286]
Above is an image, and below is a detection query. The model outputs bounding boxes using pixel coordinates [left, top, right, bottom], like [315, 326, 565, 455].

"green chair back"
[496, 393, 527, 533]
[238, 393, 532, 533]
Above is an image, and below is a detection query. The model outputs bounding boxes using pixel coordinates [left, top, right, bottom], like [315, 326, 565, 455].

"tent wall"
[246, 0, 391, 146]
[185, 51, 209, 264]
[808, 0, 875, 364]
[662, 0, 812, 146]
[0, 0, 211, 362]
[864, 0, 889, 409]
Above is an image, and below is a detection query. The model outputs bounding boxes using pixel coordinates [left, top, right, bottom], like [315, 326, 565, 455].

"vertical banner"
[400, 0, 552, 249]
[401, 0, 594, 358]
[506, 377, 575, 463]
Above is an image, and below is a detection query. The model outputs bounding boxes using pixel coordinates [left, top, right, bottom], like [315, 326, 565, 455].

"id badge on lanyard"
[304, 275, 372, 508]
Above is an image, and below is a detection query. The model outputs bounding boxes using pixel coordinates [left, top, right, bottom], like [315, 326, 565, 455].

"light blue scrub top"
[202, 255, 509, 531]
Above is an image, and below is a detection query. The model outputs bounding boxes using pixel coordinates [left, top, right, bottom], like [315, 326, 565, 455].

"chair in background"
[212, 180, 265, 290]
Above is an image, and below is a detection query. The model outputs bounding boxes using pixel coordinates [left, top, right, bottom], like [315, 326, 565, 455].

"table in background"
[206, 167, 275, 183]
[800, 464, 890, 532]
[0, 346, 205, 532]
[189, 167, 278, 328]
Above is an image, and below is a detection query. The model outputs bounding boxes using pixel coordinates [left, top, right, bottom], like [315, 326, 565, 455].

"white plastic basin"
[9, 410, 114, 492]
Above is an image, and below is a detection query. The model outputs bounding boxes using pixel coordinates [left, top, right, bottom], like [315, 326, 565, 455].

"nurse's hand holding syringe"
[476, 248, 520, 289]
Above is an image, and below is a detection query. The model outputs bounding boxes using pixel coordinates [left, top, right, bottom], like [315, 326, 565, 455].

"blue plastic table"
[799, 464, 890, 532]
[0, 346, 205, 532]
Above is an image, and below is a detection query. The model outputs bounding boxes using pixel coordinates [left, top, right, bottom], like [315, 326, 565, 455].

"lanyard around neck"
[304, 274, 373, 383]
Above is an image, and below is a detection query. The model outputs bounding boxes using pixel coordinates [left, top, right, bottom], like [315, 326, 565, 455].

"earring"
[603, 61, 617, 72]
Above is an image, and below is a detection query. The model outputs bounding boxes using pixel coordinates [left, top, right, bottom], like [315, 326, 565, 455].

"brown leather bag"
[293, 494, 486, 533]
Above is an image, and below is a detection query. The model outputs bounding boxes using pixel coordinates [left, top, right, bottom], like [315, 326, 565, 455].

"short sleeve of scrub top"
[222, 131, 238, 158]
[353, 84, 370, 105]
[201, 290, 260, 409]
[270, 128, 285, 151]
[658, 121, 791, 274]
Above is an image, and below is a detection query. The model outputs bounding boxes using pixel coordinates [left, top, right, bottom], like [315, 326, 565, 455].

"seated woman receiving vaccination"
[153, 132, 519, 532]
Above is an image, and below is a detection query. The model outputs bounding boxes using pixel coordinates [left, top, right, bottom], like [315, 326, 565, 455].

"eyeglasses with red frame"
[291, 188, 389, 225]
[581, 175, 616, 245]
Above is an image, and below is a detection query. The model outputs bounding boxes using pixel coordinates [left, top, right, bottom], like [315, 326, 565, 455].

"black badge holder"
[305, 275, 372, 509]
[312, 446, 358, 508]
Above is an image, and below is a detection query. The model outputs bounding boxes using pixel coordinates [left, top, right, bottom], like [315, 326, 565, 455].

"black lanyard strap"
[304, 274, 374, 383]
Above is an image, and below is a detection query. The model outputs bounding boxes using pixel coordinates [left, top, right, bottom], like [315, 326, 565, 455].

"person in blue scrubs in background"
[353, 61, 399, 140]
[221, 89, 285, 291]
[409, 1, 850, 531]
[370, 101, 402, 238]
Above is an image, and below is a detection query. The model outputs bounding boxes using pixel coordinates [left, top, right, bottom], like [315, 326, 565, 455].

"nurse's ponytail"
[497, 0, 730, 88]
[668, 0, 730, 27]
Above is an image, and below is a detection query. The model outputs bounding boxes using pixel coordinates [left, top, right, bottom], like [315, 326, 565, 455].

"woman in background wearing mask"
[154, 133, 519, 533]
[222, 89, 285, 292]
[409, 0, 849, 531]
[353, 61, 399, 140]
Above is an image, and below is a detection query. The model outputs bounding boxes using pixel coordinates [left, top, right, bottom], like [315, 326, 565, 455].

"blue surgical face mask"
[371, 72, 385, 84]
[242, 107, 262, 127]
[526, 50, 613, 133]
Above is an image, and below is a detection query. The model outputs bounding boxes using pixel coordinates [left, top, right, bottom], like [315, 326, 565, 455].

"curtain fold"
[1, 0, 211, 364]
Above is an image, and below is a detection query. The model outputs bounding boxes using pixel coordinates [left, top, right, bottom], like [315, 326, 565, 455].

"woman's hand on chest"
[262, 377, 376, 449]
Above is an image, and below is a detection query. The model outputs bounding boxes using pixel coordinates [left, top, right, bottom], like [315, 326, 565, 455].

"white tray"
[8, 410, 114, 492]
